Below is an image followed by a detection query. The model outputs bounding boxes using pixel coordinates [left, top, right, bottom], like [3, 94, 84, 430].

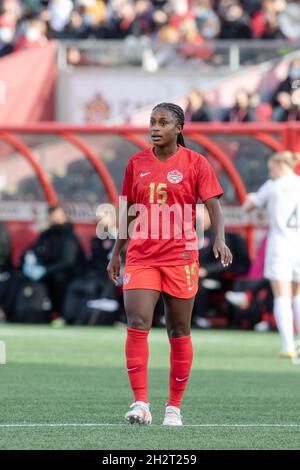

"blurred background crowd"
[2, 0, 300, 58]
[3, 2, 300, 122]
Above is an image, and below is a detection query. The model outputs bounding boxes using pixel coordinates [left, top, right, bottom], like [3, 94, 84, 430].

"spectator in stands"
[221, 89, 255, 122]
[271, 90, 292, 121]
[130, 0, 154, 37]
[60, 8, 90, 40]
[251, 0, 286, 39]
[272, 87, 300, 121]
[192, 0, 221, 40]
[270, 58, 300, 114]
[22, 204, 86, 316]
[180, 15, 201, 42]
[104, 1, 136, 39]
[48, 0, 73, 35]
[156, 25, 179, 45]
[0, 23, 15, 57]
[218, 0, 252, 39]
[0, 0, 21, 56]
[185, 88, 213, 122]
[14, 19, 48, 51]
[243, 0, 262, 17]
[0, 0, 298, 61]
[150, 7, 169, 37]
[278, 0, 300, 40]
[81, 0, 107, 28]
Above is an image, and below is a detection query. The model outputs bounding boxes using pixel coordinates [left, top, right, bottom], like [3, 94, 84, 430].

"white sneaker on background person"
[225, 291, 249, 309]
[254, 321, 271, 332]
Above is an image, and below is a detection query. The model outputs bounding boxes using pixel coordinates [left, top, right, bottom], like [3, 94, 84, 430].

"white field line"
[0, 329, 258, 345]
[0, 423, 300, 429]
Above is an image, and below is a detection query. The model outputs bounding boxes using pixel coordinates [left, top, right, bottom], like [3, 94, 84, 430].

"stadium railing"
[0, 122, 299, 264]
[57, 39, 300, 71]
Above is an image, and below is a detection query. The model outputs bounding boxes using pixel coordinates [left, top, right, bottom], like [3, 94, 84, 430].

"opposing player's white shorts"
[264, 248, 300, 282]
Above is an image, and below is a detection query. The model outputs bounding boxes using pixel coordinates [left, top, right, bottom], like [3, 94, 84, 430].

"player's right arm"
[107, 201, 136, 285]
[107, 158, 135, 285]
[243, 180, 273, 212]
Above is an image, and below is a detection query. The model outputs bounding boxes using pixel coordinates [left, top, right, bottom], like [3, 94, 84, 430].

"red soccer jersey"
[121, 145, 223, 266]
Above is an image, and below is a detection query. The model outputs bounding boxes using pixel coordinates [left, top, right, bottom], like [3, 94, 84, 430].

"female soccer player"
[244, 151, 300, 358]
[107, 103, 232, 426]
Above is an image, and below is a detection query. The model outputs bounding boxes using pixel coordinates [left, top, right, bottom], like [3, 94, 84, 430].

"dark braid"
[152, 102, 186, 147]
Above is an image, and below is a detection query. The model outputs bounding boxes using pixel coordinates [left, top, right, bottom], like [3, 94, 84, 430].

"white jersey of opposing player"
[253, 173, 300, 281]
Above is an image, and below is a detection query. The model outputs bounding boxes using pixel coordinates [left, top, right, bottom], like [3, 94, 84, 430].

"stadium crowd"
[185, 56, 300, 123]
[1, 0, 300, 58]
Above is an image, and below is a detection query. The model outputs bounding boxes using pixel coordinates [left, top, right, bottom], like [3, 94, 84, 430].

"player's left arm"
[204, 197, 233, 267]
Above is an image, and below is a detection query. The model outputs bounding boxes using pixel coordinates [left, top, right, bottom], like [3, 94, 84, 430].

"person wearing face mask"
[0, 23, 15, 57]
[22, 205, 86, 316]
[278, 0, 300, 40]
[272, 87, 300, 122]
[14, 19, 48, 51]
[0, 1, 18, 57]
[270, 58, 300, 110]
[192, 0, 221, 40]
[250, 0, 286, 39]
[219, 1, 252, 39]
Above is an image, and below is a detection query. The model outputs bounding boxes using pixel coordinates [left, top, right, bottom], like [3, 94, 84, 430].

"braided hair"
[152, 102, 186, 147]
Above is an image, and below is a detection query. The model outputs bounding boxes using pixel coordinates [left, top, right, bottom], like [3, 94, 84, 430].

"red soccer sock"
[168, 335, 193, 409]
[125, 327, 149, 403]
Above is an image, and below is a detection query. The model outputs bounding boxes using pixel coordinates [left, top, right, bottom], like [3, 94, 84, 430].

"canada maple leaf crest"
[167, 170, 183, 184]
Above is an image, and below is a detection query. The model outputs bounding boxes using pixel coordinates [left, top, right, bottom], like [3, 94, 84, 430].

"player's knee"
[168, 325, 190, 338]
[127, 316, 151, 331]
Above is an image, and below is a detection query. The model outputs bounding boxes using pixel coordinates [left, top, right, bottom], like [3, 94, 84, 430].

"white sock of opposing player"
[273, 297, 295, 353]
[292, 295, 300, 339]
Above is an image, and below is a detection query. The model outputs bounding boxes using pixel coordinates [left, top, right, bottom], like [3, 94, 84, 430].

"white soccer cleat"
[124, 401, 152, 425]
[163, 406, 183, 426]
[277, 350, 295, 359]
[254, 321, 271, 332]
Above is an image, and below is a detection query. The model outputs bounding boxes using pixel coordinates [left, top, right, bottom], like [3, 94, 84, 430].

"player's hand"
[213, 238, 233, 268]
[243, 192, 256, 212]
[107, 254, 121, 286]
[199, 267, 208, 279]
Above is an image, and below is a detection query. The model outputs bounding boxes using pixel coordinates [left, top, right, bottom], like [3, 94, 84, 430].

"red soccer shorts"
[122, 261, 199, 299]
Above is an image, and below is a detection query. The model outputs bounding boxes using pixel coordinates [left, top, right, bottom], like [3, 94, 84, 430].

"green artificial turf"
[0, 324, 299, 450]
